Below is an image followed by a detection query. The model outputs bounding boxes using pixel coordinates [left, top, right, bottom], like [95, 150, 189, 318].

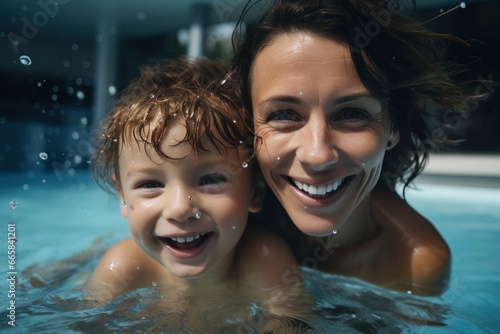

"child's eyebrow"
[126, 167, 163, 178]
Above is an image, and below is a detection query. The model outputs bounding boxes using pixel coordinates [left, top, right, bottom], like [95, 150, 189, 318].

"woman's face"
[250, 31, 398, 237]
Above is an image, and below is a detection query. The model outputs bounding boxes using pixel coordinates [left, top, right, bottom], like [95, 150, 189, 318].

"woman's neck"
[308, 193, 381, 251]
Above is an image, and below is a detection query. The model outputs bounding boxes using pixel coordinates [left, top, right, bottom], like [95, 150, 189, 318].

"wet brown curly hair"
[92, 57, 253, 192]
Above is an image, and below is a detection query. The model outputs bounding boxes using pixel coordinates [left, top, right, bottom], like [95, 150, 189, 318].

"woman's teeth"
[170, 233, 205, 243]
[293, 179, 344, 196]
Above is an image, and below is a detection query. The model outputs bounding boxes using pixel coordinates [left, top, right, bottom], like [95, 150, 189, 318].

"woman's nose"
[296, 117, 338, 171]
[163, 188, 201, 223]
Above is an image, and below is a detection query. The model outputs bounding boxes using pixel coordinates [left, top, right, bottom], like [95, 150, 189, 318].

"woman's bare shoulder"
[371, 188, 451, 295]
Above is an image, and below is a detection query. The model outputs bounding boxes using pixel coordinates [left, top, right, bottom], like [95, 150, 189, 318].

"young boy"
[86, 57, 308, 319]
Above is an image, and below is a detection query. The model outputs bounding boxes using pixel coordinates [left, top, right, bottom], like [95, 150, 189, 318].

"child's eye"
[138, 181, 163, 189]
[199, 174, 228, 186]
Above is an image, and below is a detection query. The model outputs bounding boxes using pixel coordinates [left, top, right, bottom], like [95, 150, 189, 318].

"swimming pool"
[1, 170, 499, 333]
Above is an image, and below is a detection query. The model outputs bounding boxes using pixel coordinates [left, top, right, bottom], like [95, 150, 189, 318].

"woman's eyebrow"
[259, 95, 302, 107]
[258, 92, 378, 106]
[334, 93, 378, 104]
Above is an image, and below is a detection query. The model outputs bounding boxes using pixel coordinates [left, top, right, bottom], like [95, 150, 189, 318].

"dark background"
[0, 0, 498, 174]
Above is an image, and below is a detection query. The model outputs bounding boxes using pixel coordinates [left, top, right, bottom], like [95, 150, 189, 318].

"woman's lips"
[291, 178, 345, 197]
[286, 175, 353, 206]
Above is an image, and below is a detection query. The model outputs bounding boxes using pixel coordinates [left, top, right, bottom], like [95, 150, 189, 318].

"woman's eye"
[336, 108, 371, 121]
[138, 181, 163, 189]
[199, 174, 227, 186]
[269, 109, 299, 122]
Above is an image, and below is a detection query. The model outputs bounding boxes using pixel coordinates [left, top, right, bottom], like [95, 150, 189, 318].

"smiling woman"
[232, 0, 480, 295]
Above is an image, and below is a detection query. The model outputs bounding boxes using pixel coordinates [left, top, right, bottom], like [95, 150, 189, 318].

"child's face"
[117, 120, 260, 282]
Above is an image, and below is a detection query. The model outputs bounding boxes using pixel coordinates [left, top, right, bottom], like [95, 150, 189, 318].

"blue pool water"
[1, 171, 499, 333]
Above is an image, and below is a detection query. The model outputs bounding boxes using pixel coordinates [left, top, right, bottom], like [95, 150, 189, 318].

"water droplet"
[108, 85, 116, 95]
[150, 93, 155, 98]
[276, 157, 281, 160]
[220, 79, 227, 85]
[233, 120, 237, 123]
[232, 226, 236, 230]
[460, 2, 466, 8]
[188, 195, 192, 200]
[19, 55, 32, 66]
[299, 90, 303, 96]
[152, 281, 157, 287]
[39, 152, 48, 160]
[242, 162, 248, 168]
[332, 230, 338, 235]
[9, 201, 18, 210]
[76, 91, 85, 100]
[195, 212, 201, 219]
[407, 290, 413, 295]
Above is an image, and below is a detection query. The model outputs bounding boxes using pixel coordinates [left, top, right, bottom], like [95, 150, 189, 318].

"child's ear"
[118, 189, 127, 218]
[113, 174, 127, 218]
[249, 170, 266, 213]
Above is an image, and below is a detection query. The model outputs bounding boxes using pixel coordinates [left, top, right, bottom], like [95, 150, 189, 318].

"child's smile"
[117, 121, 260, 282]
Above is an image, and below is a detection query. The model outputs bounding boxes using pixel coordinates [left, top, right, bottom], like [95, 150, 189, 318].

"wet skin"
[116, 121, 259, 285]
[250, 31, 450, 295]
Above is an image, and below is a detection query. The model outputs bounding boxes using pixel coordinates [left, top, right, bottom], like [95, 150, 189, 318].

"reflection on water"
[7, 242, 448, 333]
[2, 172, 499, 332]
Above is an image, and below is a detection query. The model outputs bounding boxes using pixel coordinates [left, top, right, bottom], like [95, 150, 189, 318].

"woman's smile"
[251, 31, 396, 237]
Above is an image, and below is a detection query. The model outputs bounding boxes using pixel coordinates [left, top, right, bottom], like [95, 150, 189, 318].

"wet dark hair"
[93, 57, 253, 192]
[232, 0, 476, 195]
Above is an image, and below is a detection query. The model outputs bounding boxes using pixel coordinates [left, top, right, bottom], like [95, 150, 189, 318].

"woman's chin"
[291, 213, 345, 238]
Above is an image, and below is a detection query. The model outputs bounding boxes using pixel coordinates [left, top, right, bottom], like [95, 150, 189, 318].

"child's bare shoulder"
[85, 238, 162, 299]
[237, 226, 300, 288]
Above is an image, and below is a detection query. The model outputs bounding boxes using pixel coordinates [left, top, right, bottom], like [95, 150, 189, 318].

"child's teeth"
[171, 233, 204, 243]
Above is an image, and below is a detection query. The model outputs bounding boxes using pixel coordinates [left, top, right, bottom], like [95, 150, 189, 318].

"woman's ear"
[387, 130, 400, 150]
[249, 170, 266, 213]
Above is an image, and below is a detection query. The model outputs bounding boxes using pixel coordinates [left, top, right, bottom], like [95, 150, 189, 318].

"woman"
[232, 0, 475, 295]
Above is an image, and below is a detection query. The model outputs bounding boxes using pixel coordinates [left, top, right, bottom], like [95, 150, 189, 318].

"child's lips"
[159, 232, 214, 259]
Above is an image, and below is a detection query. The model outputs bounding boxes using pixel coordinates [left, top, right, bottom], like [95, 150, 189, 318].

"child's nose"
[163, 189, 202, 223]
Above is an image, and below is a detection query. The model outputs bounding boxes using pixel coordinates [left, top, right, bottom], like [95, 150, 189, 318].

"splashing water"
[19, 55, 32, 66]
